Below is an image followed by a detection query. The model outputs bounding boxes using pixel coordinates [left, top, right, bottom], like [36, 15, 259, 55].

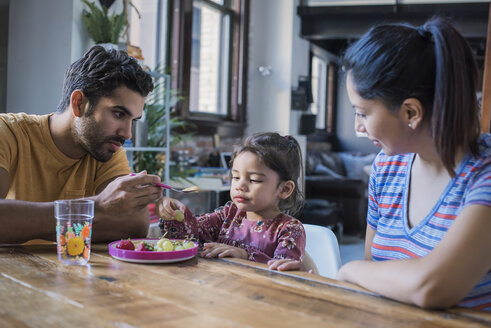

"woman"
[336, 16, 491, 311]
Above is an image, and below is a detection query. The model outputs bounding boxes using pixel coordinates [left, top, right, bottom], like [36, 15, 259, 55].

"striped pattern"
[367, 134, 491, 311]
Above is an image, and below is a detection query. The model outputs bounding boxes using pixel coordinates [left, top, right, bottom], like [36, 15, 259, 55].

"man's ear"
[279, 180, 295, 200]
[402, 98, 424, 129]
[70, 90, 87, 117]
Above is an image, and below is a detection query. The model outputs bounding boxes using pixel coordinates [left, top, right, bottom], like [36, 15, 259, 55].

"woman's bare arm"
[337, 204, 491, 309]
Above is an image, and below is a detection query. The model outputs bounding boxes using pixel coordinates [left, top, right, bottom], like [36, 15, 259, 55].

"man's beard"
[74, 117, 125, 162]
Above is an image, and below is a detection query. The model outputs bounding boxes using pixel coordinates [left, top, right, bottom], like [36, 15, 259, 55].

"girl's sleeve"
[271, 219, 306, 262]
[159, 206, 199, 240]
[159, 202, 234, 242]
[242, 246, 272, 263]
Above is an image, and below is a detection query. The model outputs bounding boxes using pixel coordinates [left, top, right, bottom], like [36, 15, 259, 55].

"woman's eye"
[231, 176, 239, 180]
[355, 112, 366, 118]
[250, 179, 262, 183]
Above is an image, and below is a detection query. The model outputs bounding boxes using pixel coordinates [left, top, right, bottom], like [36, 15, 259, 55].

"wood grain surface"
[0, 242, 489, 328]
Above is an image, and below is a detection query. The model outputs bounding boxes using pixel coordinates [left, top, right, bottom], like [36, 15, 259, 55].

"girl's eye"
[231, 176, 239, 180]
[355, 112, 366, 118]
[250, 179, 262, 183]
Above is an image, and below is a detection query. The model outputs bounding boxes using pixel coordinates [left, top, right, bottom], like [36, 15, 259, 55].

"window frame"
[310, 54, 328, 130]
[169, 0, 249, 137]
[309, 44, 338, 134]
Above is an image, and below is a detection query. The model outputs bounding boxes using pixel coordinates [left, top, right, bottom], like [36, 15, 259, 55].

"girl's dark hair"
[342, 16, 480, 176]
[57, 45, 154, 114]
[230, 132, 305, 215]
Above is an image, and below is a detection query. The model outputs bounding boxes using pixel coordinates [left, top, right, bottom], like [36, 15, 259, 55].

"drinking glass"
[54, 200, 94, 265]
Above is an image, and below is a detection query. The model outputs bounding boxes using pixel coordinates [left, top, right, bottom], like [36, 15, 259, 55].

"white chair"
[303, 224, 342, 279]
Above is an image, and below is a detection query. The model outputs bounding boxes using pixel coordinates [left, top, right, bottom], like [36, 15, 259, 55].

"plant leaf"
[132, 66, 194, 178]
[81, 0, 126, 44]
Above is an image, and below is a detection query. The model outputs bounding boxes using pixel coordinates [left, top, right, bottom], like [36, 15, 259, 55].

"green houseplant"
[132, 68, 195, 180]
[81, 0, 127, 45]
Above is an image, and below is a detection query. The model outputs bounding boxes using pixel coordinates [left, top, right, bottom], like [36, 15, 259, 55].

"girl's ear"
[70, 90, 87, 117]
[279, 180, 295, 200]
[401, 98, 423, 129]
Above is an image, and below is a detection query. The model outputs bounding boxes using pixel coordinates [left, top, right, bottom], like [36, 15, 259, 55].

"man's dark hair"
[57, 45, 154, 113]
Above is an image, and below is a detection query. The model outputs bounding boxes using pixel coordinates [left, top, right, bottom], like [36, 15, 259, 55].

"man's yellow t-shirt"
[0, 113, 131, 201]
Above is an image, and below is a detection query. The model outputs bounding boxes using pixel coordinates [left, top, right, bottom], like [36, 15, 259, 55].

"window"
[310, 47, 337, 133]
[127, 0, 248, 136]
[170, 0, 249, 136]
[189, 1, 230, 115]
[311, 55, 327, 130]
[128, 0, 169, 70]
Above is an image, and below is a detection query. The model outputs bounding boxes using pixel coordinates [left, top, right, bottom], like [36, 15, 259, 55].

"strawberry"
[136, 241, 154, 252]
[115, 239, 135, 250]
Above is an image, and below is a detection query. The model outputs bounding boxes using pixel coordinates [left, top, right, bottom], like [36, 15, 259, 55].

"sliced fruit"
[174, 210, 185, 222]
[115, 239, 135, 250]
[162, 240, 174, 252]
[136, 242, 154, 252]
[183, 241, 195, 249]
[156, 238, 170, 249]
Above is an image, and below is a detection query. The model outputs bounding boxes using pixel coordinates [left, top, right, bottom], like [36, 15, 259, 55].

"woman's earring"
[408, 123, 412, 128]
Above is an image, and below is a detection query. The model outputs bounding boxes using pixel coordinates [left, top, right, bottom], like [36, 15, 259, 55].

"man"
[0, 46, 162, 244]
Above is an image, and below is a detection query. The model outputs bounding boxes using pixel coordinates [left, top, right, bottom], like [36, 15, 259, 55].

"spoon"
[154, 183, 199, 193]
[129, 173, 199, 193]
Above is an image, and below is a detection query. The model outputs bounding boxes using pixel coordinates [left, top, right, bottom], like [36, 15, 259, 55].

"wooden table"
[0, 242, 490, 327]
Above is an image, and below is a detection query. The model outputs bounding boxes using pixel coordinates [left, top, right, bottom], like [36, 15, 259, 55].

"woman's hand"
[156, 196, 187, 221]
[268, 258, 303, 272]
[200, 242, 248, 259]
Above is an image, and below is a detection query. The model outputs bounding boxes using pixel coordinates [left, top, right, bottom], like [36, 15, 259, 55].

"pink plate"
[108, 238, 198, 263]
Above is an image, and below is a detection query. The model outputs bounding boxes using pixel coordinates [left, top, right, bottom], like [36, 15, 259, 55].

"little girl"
[158, 132, 306, 271]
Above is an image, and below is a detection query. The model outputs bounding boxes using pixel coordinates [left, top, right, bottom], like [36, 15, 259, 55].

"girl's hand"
[156, 196, 187, 221]
[268, 258, 303, 272]
[200, 242, 248, 259]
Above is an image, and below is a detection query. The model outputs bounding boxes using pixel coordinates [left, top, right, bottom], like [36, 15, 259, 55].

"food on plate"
[136, 241, 154, 252]
[113, 237, 196, 252]
[114, 239, 135, 250]
[156, 238, 174, 252]
[183, 241, 195, 249]
[153, 236, 195, 252]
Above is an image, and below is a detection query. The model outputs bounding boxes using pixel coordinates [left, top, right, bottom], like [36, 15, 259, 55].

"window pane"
[129, 0, 168, 69]
[311, 56, 327, 129]
[190, 2, 230, 115]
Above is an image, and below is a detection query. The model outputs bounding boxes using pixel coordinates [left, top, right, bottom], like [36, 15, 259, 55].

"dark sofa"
[301, 150, 376, 236]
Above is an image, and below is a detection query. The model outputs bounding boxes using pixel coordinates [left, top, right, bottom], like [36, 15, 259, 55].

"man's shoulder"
[0, 112, 50, 128]
[0, 113, 52, 152]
